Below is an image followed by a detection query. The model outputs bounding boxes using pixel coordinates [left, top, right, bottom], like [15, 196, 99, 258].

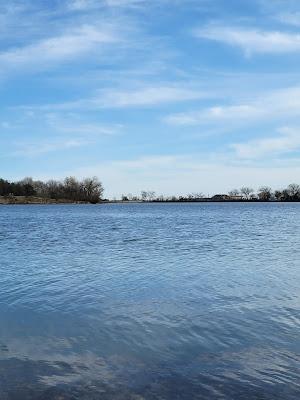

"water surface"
[0, 203, 300, 399]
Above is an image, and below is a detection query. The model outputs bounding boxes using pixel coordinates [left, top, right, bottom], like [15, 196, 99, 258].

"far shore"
[1, 196, 299, 205]
[1, 177, 300, 203]
[0, 196, 93, 205]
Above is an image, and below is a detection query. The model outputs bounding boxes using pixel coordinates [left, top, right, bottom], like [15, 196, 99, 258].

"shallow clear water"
[0, 203, 300, 399]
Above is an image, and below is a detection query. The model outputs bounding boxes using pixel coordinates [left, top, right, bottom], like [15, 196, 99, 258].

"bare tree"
[81, 177, 104, 203]
[258, 186, 272, 201]
[148, 191, 156, 201]
[19, 177, 34, 186]
[187, 193, 204, 200]
[64, 176, 80, 200]
[274, 190, 283, 201]
[141, 191, 147, 201]
[240, 187, 254, 200]
[287, 183, 300, 200]
[46, 180, 62, 199]
[0, 176, 104, 203]
[140, 191, 156, 201]
[32, 180, 47, 197]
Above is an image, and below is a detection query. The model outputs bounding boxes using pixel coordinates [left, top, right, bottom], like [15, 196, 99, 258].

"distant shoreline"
[103, 199, 300, 204]
[0, 196, 93, 205]
[1, 196, 299, 205]
[1, 177, 300, 203]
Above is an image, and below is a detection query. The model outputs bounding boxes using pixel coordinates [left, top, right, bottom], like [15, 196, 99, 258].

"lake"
[0, 203, 300, 399]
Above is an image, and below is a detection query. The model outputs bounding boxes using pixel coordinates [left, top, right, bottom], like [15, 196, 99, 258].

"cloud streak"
[195, 25, 300, 55]
[67, 0, 148, 10]
[19, 85, 209, 111]
[165, 86, 300, 126]
[232, 127, 300, 159]
[0, 24, 118, 73]
[12, 139, 89, 157]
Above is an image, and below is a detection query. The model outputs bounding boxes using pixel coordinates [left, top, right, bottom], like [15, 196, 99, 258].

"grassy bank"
[0, 196, 92, 205]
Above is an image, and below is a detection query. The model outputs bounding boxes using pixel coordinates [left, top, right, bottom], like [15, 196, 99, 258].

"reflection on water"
[0, 203, 300, 399]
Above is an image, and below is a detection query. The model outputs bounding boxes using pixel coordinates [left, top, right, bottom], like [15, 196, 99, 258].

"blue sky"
[1, 0, 300, 198]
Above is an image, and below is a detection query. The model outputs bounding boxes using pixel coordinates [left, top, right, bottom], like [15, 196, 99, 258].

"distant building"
[211, 194, 243, 201]
[228, 195, 243, 201]
[211, 194, 230, 201]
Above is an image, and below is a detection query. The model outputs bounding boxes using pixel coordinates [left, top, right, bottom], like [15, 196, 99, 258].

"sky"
[1, 0, 300, 198]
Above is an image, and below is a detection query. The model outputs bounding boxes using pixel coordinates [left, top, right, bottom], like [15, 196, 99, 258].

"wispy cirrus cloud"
[20, 85, 209, 111]
[166, 104, 262, 125]
[2, 113, 120, 158]
[77, 86, 207, 108]
[231, 127, 300, 159]
[165, 86, 300, 126]
[67, 0, 205, 11]
[12, 139, 90, 157]
[194, 25, 300, 55]
[44, 113, 121, 136]
[67, 0, 146, 10]
[67, 0, 99, 10]
[0, 24, 118, 73]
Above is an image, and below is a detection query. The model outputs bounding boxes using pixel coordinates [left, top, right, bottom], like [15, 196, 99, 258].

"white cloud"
[95, 86, 205, 107]
[67, 0, 99, 10]
[21, 85, 207, 111]
[57, 122, 119, 135]
[13, 139, 89, 157]
[44, 113, 121, 136]
[165, 86, 300, 126]
[195, 25, 300, 55]
[232, 127, 300, 159]
[0, 24, 118, 73]
[104, 0, 147, 7]
[166, 104, 262, 125]
[67, 0, 146, 9]
[67, 0, 195, 10]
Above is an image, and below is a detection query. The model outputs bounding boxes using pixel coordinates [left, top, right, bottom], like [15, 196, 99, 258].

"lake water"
[0, 203, 300, 399]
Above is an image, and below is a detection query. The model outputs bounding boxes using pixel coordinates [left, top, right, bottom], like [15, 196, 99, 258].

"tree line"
[229, 184, 300, 201]
[1, 178, 299, 203]
[0, 177, 104, 203]
[121, 184, 300, 202]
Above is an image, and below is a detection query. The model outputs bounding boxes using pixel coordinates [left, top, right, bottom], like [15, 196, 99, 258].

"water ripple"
[0, 203, 299, 399]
